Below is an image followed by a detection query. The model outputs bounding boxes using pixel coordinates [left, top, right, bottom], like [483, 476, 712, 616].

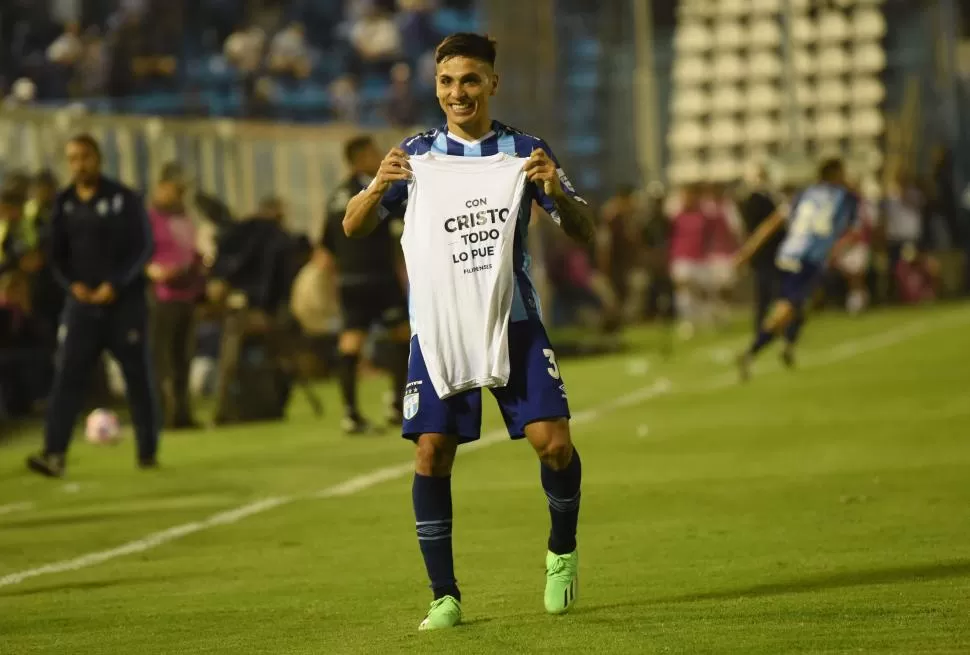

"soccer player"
[27, 134, 160, 477]
[733, 158, 860, 380]
[319, 135, 411, 434]
[342, 33, 595, 630]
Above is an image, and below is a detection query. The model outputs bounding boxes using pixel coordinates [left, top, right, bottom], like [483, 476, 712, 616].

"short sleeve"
[532, 138, 587, 226]
[377, 179, 409, 220]
[373, 137, 413, 221]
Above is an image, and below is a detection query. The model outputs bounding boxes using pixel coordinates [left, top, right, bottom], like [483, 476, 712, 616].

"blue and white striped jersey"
[379, 120, 586, 323]
[777, 183, 859, 267]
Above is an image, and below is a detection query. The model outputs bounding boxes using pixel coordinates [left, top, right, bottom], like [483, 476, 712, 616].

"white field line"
[0, 502, 34, 516]
[0, 314, 960, 589]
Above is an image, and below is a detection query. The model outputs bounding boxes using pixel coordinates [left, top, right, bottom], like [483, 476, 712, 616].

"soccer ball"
[85, 409, 122, 445]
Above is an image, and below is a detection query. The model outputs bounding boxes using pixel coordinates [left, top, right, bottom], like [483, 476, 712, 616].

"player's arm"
[827, 195, 863, 264]
[733, 208, 786, 268]
[343, 147, 410, 238]
[525, 147, 596, 246]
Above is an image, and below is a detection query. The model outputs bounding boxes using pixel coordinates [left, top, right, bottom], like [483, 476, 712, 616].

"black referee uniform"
[33, 176, 160, 474]
[740, 187, 784, 329]
[322, 174, 410, 431]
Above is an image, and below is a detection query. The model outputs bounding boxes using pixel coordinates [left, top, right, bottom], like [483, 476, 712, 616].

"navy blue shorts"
[402, 319, 571, 443]
[779, 260, 822, 307]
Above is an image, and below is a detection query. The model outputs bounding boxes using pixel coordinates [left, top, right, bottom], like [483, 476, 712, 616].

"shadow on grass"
[0, 574, 189, 597]
[578, 559, 970, 612]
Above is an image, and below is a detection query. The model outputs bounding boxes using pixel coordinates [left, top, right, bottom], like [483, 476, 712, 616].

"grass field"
[2, 304, 969, 654]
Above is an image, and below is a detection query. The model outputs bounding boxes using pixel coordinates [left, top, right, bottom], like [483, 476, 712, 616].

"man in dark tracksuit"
[27, 134, 160, 478]
[740, 172, 785, 330]
[320, 135, 410, 434]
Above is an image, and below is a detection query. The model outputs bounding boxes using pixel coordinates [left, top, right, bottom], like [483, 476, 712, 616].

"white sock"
[846, 289, 868, 315]
[675, 288, 693, 324]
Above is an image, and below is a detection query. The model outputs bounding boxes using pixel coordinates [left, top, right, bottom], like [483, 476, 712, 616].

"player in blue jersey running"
[342, 33, 596, 630]
[733, 158, 860, 380]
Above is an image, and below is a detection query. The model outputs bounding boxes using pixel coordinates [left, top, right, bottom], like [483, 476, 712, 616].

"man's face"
[435, 56, 496, 130]
[354, 143, 383, 177]
[66, 141, 100, 185]
[156, 180, 186, 208]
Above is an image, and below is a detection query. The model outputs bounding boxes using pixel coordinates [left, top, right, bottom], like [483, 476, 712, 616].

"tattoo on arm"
[554, 195, 596, 245]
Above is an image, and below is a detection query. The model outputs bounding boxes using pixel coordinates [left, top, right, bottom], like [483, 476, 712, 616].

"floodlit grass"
[1, 304, 969, 654]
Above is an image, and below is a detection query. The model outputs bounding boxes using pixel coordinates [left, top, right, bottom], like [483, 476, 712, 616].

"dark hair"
[818, 157, 844, 183]
[435, 33, 497, 66]
[344, 135, 375, 164]
[67, 133, 102, 159]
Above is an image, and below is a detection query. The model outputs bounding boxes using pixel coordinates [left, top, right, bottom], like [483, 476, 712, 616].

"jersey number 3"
[543, 348, 561, 379]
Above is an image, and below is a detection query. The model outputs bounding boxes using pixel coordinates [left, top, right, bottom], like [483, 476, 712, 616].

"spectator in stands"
[268, 21, 311, 79]
[147, 163, 203, 429]
[224, 24, 266, 113]
[331, 75, 360, 122]
[105, 7, 142, 102]
[349, 4, 402, 76]
[386, 61, 417, 126]
[224, 25, 265, 76]
[45, 20, 83, 97]
[77, 27, 108, 97]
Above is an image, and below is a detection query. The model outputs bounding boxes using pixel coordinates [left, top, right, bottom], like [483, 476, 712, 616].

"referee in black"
[740, 165, 785, 330]
[320, 135, 410, 434]
[27, 134, 161, 477]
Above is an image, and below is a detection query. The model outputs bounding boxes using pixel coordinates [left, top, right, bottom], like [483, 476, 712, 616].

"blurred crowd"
[535, 151, 967, 340]
[0, 0, 474, 124]
[0, 138, 966, 428]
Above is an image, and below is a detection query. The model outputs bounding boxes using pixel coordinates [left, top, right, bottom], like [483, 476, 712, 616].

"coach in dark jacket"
[27, 134, 161, 478]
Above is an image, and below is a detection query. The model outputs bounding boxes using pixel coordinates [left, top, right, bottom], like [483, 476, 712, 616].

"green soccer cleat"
[418, 595, 462, 631]
[544, 550, 579, 615]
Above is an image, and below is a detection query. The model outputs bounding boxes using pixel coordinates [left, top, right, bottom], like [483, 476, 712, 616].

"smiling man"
[343, 33, 596, 630]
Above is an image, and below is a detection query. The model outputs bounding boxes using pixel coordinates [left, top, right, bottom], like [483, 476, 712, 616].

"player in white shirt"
[342, 33, 595, 631]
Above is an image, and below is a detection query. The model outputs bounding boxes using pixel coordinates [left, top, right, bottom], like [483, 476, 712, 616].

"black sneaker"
[341, 415, 373, 435]
[736, 352, 752, 383]
[138, 457, 159, 470]
[26, 452, 66, 478]
[780, 347, 796, 370]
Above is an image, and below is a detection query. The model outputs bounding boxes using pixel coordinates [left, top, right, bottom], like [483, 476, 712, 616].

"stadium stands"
[668, 0, 888, 188]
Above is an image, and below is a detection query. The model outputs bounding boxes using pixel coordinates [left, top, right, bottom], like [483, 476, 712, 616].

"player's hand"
[523, 148, 563, 199]
[89, 282, 117, 305]
[373, 147, 411, 194]
[70, 282, 93, 303]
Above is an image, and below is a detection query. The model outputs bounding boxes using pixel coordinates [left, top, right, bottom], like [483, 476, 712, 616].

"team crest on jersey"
[113, 193, 123, 213]
[403, 391, 419, 420]
[97, 199, 109, 216]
